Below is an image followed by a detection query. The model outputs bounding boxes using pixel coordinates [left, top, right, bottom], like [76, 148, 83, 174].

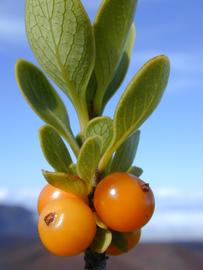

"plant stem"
[84, 249, 108, 270]
[75, 99, 90, 133]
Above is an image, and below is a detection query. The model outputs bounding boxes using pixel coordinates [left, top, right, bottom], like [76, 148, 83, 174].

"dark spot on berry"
[141, 183, 150, 192]
[44, 212, 56, 226]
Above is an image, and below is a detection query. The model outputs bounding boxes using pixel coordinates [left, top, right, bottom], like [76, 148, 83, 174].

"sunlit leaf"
[39, 125, 72, 172]
[99, 55, 170, 171]
[77, 136, 102, 190]
[91, 227, 112, 254]
[110, 130, 140, 172]
[94, 213, 108, 230]
[42, 170, 88, 200]
[102, 24, 136, 111]
[93, 0, 138, 114]
[16, 60, 79, 156]
[26, 0, 95, 127]
[128, 166, 143, 177]
[85, 117, 113, 153]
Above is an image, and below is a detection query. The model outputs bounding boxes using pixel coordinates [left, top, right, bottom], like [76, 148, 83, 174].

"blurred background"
[0, 0, 203, 269]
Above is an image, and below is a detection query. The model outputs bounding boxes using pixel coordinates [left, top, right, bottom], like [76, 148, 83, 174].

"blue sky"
[0, 0, 203, 241]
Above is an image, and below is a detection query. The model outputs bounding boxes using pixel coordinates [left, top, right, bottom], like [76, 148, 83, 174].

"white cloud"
[142, 210, 203, 242]
[0, 186, 40, 210]
[1, 186, 203, 241]
[129, 49, 203, 95]
[0, 188, 9, 200]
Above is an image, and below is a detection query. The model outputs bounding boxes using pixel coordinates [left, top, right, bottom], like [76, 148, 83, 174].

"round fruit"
[38, 198, 96, 256]
[37, 184, 84, 214]
[107, 230, 141, 256]
[93, 173, 155, 232]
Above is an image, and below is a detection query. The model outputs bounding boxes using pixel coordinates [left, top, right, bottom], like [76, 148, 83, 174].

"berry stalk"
[84, 249, 108, 270]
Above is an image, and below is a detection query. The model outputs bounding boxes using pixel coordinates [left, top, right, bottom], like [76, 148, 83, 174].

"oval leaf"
[42, 170, 88, 200]
[102, 24, 136, 111]
[94, 213, 108, 230]
[128, 166, 143, 177]
[99, 55, 170, 171]
[93, 0, 138, 114]
[39, 125, 72, 173]
[16, 60, 79, 156]
[111, 231, 128, 252]
[85, 117, 113, 153]
[86, 71, 97, 118]
[110, 130, 140, 172]
[69, 163, 77, 175]
[26, 0, 95, 114]
[77, 136, 102, 190]
[91, 228, 112, 254]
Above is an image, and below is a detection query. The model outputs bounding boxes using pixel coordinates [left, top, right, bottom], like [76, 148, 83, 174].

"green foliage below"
[93, 0, 138, 115]
[128, 166, 143, 177]
[99, 55, 170, 172]
[26, 0, 95, 129]
[110, 130, 140, 172]
[85, 116, 113, 153]
[42, 170, 88, 200]
[15, 59, 79, 156]
[39, 125, 72, 173]
[77, 136, 102, 190]
[91, 227, 112, 254]
[111, 231, 128, 252]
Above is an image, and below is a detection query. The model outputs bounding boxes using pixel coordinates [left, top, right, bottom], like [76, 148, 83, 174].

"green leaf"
[99, 55, 170, 172]
[110, 130, 140, 172]
[111, 231, 128, 252]
[77, 136, 102, 190]
[42, 170, 88, 200]
[69, 163, 77, 175]
[128, 166, 143, 177]
[94, 213, 108, 230]
[39, 125, 72, 173]
[91, 227, 112, 254]
[86, 71, 97, 118]
[85, 117, 113, 153]
[26, 0, 95, 129]
[93, 0, 138, 115]
[16, 60, 79, 156]
[102, 24, 136, 111]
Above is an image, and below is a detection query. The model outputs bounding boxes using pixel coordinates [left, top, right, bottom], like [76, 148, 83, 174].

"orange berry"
[37, 184, 86, 214]
[38, 198, 96, 256]
[94, 173, 155, 232]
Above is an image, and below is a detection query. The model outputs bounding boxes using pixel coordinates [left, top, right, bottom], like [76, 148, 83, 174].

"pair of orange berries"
[38, 173, 155, 256]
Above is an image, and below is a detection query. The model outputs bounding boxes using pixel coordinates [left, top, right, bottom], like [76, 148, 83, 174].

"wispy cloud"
[128, 49, 203, 95]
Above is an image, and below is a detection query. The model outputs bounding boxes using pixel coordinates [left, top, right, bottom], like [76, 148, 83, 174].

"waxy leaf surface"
[39, 125, 72, 172]
[91, 227, 112, 254]
[110, 130, 140, 172]
[85, 117, 113, 153]
[16, 60, 79, 156]
[77, 136, 102, 189]
[93, 0, 138, 114]
[43, 170, 88, 200]
[99, 55, 170, 171]
[26, 0, 95, 120]
[102, 24, 136, 111]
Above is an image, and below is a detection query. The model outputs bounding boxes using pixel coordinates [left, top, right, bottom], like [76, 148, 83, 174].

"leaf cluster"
[16, 0, 170, 253]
